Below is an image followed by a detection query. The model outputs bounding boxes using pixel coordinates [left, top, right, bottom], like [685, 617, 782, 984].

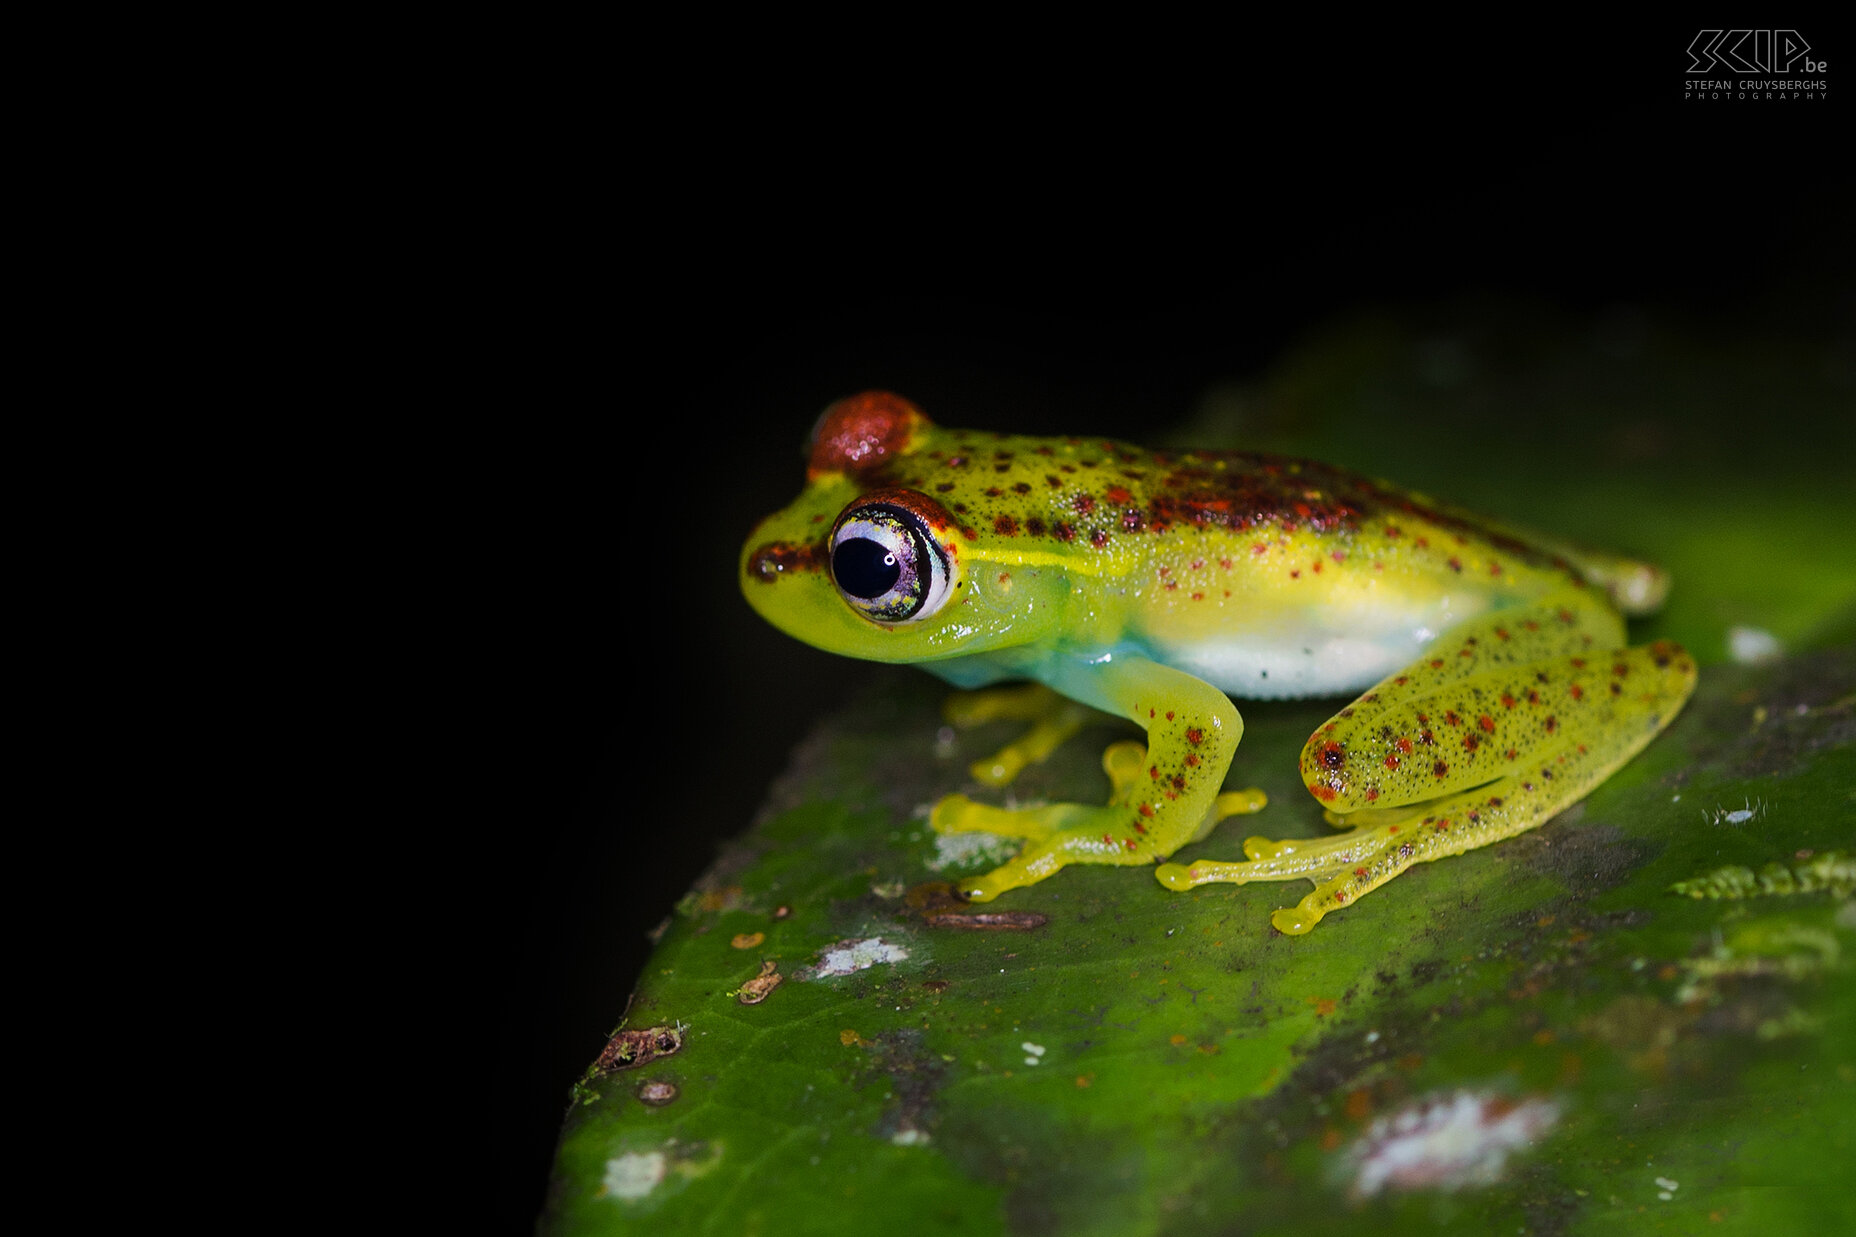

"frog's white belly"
[1160, 635, 1415, 699]
[1150, 596, 1485, 700]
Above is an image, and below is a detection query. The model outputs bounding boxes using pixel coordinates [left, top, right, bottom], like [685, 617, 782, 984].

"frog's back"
[864, 423, 1604, 593]
[865, 424, 1663, 699]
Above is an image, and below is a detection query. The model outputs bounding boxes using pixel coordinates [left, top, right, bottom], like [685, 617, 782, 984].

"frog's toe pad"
[968, 754, 1024, 787]
[1214, 788, 1269, 819]
[953, 872, 1009, 902]
[929, 793, 978, 835]
[1270, 904, 1323, 935]
[1154, 863, 1195, 891]
[1242, 835, 1300, 861]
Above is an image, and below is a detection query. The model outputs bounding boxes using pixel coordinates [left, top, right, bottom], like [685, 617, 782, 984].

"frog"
[740, 391, 1697, 934]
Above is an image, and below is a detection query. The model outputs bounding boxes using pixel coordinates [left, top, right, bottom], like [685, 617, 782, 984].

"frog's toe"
[1100, 741, 1149, 799]
[953, 874, 1007, 902]
[1154, 858, 1260, 890]
[929, 794, 1099, 841]
[969, 753, 1026, 786]
[943, 683, 1054, 727]
[1269, 902, 1325, 935]
[1154, 863, 1195, 891]
[945, 685, 1093, 787]
[1243, 834, 1300, 861]
[1214, 788, 1268, 817]
[929, 793, 979, 834]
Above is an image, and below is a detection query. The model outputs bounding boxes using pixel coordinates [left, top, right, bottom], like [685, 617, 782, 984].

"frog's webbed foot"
[943, 683, 1096, 786]
[1159, 587, 1697, 934]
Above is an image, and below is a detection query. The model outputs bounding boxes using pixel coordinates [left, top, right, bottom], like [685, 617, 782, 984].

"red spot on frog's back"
[808, 391, 928, 478]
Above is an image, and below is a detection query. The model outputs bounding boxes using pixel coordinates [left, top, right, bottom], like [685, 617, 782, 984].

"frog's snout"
[743, 538, 826, 587]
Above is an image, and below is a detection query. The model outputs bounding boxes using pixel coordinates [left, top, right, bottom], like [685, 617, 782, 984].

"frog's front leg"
[934, 657, 1250, 901]
[942, 683, 1096, 786]
[1157, 588, 1697, 934]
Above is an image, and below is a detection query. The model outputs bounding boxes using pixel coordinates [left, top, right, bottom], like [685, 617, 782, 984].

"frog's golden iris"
[744, 392, 1696, 934]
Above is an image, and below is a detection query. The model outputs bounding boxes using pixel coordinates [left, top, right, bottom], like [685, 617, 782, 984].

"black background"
[458, 34, 1849, 1232]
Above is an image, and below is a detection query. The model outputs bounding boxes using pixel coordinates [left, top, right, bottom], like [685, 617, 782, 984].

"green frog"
[741, 392, 1696, 934]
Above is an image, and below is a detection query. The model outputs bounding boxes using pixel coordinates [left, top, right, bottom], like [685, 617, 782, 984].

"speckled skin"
[742, 393, 1697, 933]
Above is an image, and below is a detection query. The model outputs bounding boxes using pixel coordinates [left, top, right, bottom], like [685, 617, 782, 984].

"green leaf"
[543, 313, 1856, 1236]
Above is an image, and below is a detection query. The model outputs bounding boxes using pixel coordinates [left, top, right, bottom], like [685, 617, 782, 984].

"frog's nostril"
[747, 540, 825, 583]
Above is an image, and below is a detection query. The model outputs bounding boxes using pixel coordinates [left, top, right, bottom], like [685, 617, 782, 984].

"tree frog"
[741, 392, 1696, 934]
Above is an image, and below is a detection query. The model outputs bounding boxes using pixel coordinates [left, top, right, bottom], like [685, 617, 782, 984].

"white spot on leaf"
[810, 937, 909, 978]
[1343, 1090, 1560, 1197]
[1728, 625, 1782, 664]
[601, 1151, 666, 1201]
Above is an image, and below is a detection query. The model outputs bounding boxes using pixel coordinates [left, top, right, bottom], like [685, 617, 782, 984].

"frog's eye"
[829, 502, 953, 623]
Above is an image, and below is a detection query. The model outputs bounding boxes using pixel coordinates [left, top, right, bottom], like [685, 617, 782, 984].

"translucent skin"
[742, 393, 1696, 933]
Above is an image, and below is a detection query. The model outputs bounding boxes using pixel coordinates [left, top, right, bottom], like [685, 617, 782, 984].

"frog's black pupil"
[835, 537, 903, 599]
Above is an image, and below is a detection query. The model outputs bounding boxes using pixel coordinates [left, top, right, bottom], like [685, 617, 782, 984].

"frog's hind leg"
[1418, 505, 1671, 616]
[1162, 746, 1600, 933]
[944, 683, 1096, 786]
[1158, 586, 1697, 933]
[1299, 584, 1631, 811]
